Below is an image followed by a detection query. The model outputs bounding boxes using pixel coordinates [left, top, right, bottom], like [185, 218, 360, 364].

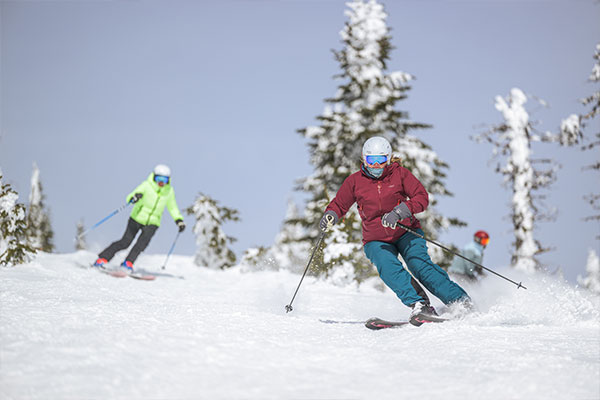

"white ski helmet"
[362, 136, 392, 165]
[153, 164, 171, 177]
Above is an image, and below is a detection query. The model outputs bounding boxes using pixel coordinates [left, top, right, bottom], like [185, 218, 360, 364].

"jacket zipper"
[147, 187, 162, 225]
[377, 182, 382, 213]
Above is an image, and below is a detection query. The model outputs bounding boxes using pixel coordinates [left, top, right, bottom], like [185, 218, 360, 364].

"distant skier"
[93, 164, 185, 272]
[448, 230, 490, 282]
[320, 137, 471, 326]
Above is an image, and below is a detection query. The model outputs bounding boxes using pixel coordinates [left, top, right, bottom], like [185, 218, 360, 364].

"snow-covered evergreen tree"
[295, 0, 462, 282]
[580, 43, 600, 231]
[271, 200, 311, 272]
[242, 199, 311, 272]
[27, 163, 54, 252]
[186, 192, 239, 270]
[578, 249, 600, 294]
[476, 88, 557, 273]
[0, 172, 36, 266]
[75, 219, 86, 251]
[556, 43, 599, 234]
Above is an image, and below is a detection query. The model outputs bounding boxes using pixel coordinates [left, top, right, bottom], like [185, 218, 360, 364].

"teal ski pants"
[364, 229, 470, 307]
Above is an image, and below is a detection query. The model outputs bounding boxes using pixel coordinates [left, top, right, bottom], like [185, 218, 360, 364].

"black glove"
[131, 193, 143, 204]
[176, 219, 186, 233]
[381, 203, 412, 229]
[319, 210, 339, 232]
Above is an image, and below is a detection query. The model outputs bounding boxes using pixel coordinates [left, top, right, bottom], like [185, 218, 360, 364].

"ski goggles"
[154, 175, 170, 184]
[365, 155, 388, 165]
[480, 237, 490, 246]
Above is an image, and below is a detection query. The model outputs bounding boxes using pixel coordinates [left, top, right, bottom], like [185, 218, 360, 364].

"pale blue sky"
[1, 0, 598, 282]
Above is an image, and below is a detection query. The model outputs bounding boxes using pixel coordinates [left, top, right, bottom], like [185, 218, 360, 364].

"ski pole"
[76, 200, 132, 240]
[285, 230, 327, 313]
[161, 231, 181, 270]
[397, 222, 527, 290]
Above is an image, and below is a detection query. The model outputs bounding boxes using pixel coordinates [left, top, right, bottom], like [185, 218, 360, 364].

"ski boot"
[93, 258, 108, 268]
[409, 302, 443, 327]
[120, 260, 134, 273]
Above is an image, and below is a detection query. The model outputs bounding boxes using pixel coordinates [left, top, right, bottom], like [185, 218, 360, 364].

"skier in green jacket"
[93, 164, 185, 272]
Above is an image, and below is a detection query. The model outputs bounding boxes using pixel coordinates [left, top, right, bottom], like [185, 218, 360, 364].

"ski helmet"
[153, 164, 171, 177]
[474, 230, 490, 246]
[362, 136, 392, 166]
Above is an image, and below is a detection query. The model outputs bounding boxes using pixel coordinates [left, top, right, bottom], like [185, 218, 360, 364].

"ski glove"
[319, 210, 339, 232]
[176, 219, 186, 233]
[131, 193, 143, 203]
[381, 203, 412, 229]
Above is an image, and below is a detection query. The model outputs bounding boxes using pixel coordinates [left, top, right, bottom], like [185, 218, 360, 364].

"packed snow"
[1, 251, 599, 400]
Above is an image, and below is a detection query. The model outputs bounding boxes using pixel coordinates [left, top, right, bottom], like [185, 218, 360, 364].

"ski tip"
[128, 273, 156, 280]
[365, 317, 411, 330]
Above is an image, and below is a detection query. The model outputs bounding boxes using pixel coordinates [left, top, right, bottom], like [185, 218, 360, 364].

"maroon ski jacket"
[325, 163, 429, 244]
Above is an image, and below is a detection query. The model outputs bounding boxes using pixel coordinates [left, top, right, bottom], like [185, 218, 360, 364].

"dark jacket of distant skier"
[93, 164, 185, 272]
[320, 136, 470, 325]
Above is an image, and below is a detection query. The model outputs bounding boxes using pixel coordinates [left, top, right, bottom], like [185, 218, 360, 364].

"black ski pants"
[98, 217, 158, 264]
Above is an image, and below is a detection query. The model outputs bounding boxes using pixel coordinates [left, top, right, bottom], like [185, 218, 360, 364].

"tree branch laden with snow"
[186, 193, 239, 270]
[0, 173, 36, 266]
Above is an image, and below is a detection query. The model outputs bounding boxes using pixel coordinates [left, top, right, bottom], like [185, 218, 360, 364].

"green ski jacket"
[126, 174, 183, 227]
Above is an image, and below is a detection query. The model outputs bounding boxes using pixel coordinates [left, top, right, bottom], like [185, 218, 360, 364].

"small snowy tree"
[476, 88, 558, 273]
[0, 172, 36, 266]
[295, 0, 463, 282]
[75, 219, 86, 251]
[271, 200, 312, 272]
[242, 199, 311, 272]
[27, 163, 54, 252]
[186, 193, 239, 269]
[577, 249, 600, 294]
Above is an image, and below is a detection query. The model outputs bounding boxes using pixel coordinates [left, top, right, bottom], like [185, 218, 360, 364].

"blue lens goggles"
[154, 175, 169, 184]
[365, 155, 388, 165]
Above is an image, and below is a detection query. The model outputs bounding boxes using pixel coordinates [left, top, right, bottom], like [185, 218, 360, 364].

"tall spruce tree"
[558, 43, 599, 237]
[476, 88, 558, 273]
[580, 43, 600, 232]
[186, 192, 240, 269]
[295, 0, 462, 282]
[27, 163, 54, 252]
[1, 172, 36, 266]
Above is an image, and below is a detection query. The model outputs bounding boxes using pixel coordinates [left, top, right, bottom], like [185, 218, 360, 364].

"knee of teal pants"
[364, 241, 425, 307]
[396, 229, 470, 305]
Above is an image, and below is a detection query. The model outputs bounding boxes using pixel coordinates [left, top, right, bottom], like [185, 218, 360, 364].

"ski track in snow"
[1, 251, 599, 400]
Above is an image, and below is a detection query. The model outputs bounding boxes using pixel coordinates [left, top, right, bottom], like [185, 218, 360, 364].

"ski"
[320, 319, 365, 325]
[365, 315, 449, 330]
[410, 314, 448, 326]
[365, 318, 411, 330]
[127, 272, 156, 281]
[92, 265, 128, 278]
[90, 264, 155, 280]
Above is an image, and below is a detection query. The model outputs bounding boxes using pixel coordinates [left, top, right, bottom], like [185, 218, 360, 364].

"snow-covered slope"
[1, 252, 598, 400]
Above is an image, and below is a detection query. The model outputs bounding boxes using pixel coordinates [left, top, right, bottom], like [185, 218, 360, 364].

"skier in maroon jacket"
[320, 136, 471, 326]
